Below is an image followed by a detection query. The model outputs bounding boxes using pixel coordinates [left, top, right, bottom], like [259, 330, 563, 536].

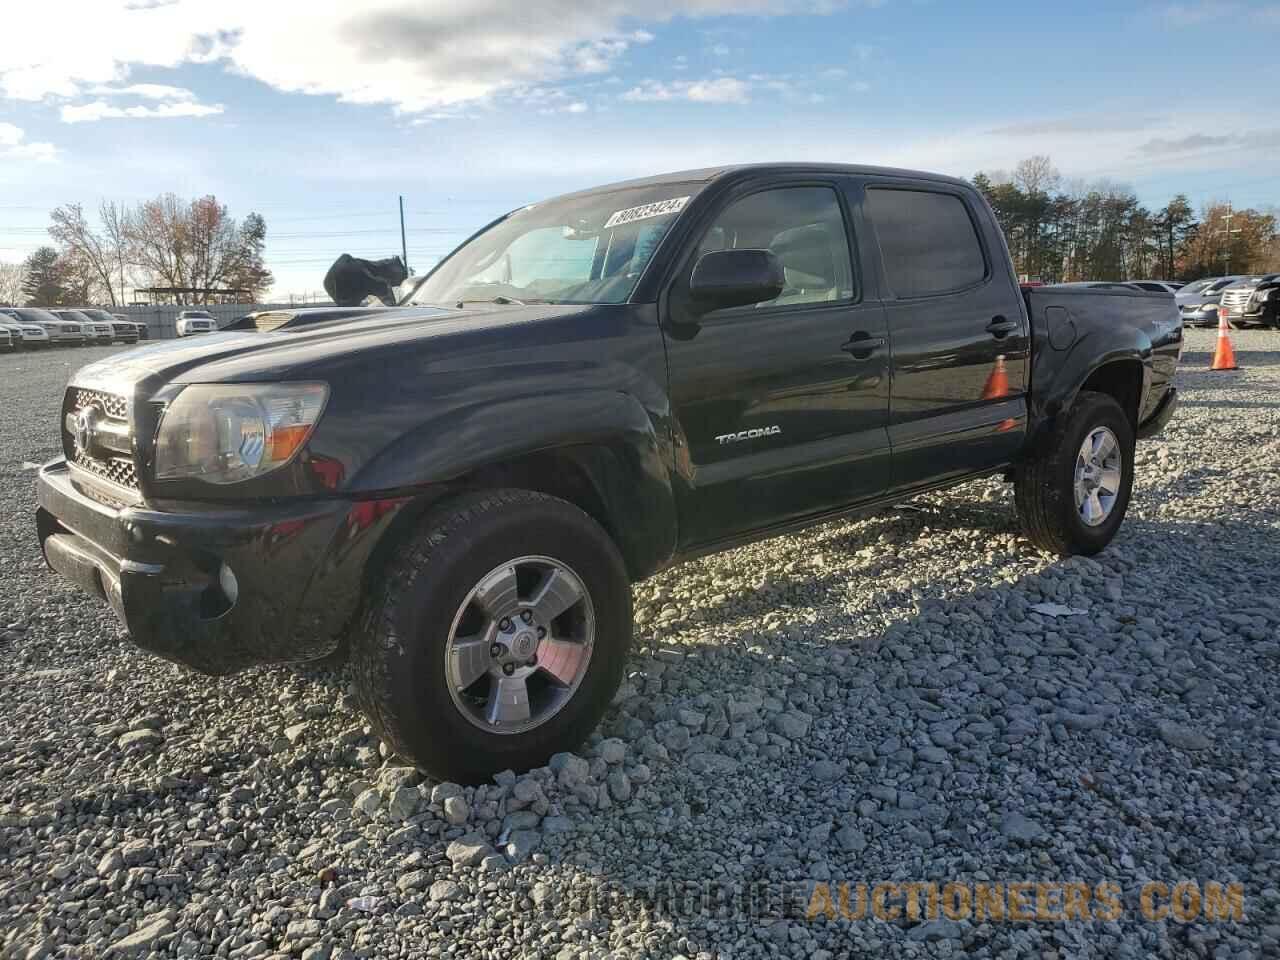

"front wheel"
[1014, 391, 1135, 556]
[353, 489, 632, 782]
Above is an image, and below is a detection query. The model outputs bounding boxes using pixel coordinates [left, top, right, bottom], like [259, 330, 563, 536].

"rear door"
[663, 177, 891, 546]
[861, 181, 1029, 490]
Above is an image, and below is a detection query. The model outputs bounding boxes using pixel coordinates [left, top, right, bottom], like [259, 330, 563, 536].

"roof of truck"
[551, 162, 971, 201]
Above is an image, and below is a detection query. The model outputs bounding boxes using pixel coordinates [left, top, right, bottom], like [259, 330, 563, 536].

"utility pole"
[399, 196, 409, 276]
[1220, 202, 1242, 275]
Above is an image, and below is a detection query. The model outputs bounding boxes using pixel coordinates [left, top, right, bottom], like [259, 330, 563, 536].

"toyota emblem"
[72, 405, 99, 458]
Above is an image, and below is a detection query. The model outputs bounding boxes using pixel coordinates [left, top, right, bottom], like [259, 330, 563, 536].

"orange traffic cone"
[1209, 313, 1239, 371]
[981, 354, 1010, 399]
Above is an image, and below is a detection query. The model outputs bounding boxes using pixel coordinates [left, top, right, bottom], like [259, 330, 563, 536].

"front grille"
[64, 388, 137, 491]
[74, 453, 138, 489]
[1220, 288, 1254, 314]
[74, 388, 127, 420]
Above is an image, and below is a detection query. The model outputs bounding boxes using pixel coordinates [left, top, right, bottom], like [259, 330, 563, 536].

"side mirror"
[688, 249, 785, 312]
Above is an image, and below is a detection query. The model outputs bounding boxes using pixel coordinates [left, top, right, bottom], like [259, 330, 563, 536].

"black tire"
[353, 489, 632, 782]
[1014, 390, 1135, 556]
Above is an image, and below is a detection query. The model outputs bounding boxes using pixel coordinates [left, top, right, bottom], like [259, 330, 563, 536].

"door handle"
[986, 316, 1018, 339]
[841, 334, 885, 358]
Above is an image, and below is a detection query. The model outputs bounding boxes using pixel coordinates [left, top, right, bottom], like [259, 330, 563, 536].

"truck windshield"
[403, 183, 703, 306]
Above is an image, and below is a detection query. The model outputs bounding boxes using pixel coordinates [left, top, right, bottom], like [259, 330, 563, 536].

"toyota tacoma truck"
[34, 163, 1181, 781]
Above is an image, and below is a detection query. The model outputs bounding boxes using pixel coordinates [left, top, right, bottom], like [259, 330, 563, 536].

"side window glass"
[866, 188, 987, 298]
[696, 187, 855, 307]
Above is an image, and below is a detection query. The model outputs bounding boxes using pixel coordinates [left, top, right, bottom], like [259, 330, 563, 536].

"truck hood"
[69, 302, 593, 395]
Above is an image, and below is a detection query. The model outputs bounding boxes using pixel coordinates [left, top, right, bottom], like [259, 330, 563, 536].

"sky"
[1, 0, 1279, 299]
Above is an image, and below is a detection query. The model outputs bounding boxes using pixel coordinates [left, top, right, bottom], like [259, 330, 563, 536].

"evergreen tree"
[21, 247, 66, 306]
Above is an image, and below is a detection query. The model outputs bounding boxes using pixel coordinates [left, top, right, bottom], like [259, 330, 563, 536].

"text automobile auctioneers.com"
[523, 878, 1246, 924]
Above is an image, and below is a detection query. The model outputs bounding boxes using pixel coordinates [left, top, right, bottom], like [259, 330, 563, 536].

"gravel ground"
[1, 330, 1278, 960]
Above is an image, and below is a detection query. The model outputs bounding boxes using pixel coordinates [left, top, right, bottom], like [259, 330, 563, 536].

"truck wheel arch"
[1076, 358, 1145, 429]
[351, 392, 680, 583]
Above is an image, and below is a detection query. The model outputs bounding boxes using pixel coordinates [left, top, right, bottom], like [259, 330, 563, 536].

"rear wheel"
[353, 489, 632, 782]
[1015, 391, 1135, 556]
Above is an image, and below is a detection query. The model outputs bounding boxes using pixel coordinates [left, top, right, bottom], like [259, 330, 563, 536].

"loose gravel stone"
[1, 331, 1278, 959]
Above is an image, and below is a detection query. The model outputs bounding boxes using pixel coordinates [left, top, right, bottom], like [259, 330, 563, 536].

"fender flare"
[351, 390, 678, 578]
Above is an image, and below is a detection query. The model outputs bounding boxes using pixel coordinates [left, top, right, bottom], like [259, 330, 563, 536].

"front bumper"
[1137, 387, 1178, 440]
[36, 459, 410, 675]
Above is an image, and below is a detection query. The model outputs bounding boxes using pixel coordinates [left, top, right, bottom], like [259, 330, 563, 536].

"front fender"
[351, 390, 678, 578]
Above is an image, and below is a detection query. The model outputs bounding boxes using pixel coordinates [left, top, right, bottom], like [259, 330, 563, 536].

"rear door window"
[866, 188, 987, 298]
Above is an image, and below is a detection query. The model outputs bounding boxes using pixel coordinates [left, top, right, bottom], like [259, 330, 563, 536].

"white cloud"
[87, 82, 199, 100]
[0, 121, 57, 162]
[622, 76, 751, 103]
[566, 101, 589, 114]
[710, 42, 731, 56]
[0, 1, 849, 113]
[1159, 1, 1241, 25]
[60, 99, 225, 122]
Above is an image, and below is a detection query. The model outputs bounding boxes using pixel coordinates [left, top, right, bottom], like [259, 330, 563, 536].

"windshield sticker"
[603, 196, 690, 229]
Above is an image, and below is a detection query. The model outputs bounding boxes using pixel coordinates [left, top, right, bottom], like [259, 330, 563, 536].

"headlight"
[1199, 303, 1218, 312]
[154, 383, 328, 484]
[1257, 288, 1274, 301]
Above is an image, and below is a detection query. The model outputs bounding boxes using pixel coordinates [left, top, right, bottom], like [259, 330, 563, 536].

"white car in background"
[0, 309, 52, 349]
[176, 310, 219, 336]
[10, 308, 85, 346]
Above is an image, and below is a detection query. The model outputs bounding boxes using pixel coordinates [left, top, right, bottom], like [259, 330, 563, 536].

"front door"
[663, 181, 892, 547]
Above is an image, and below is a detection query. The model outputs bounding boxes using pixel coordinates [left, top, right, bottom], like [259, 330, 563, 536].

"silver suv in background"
[11, 308, 85, 345]
[176, 310, 218, 337]
[0, 309, 52, 349]
[1175, 276, 1243, 327]
[1218, 274, 1280, 329]
[78, 308, 139, 343]
[113, 314, 149, 340]
[54, 310, 111, 344]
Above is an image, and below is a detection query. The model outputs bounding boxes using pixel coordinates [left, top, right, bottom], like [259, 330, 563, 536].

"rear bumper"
[36, 459, 410, 675]
[1137, 387, 1178, 440]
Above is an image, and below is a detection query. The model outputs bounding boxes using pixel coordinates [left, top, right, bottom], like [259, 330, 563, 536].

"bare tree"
[125, 194, 267, 303]
[0, 262, 26, 305]
[48, 202, 120, 305]
[99, 201, 130, 305]
[1014, 155, 1060, 196]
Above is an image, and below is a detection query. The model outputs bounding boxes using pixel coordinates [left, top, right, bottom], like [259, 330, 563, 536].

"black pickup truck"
[35, 163, 1181, 781]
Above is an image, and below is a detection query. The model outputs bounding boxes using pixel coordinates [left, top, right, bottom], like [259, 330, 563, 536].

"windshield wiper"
[455, 295, 525, 307]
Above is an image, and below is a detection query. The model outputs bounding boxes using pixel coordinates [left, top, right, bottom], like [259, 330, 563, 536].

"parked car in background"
[176, 310, 218, 337]
[1218, 273, 1280, 329]
[13, 308, 85, 345]
[79, 308, 139, 344]
[114, 314, 149, 340]
[1175, 276, 1242, 326]
[1126, 280, 1183, 294]
[0, 326, 11, 352]
[54, 310, 111, 344]
[0, 309, 53, 349]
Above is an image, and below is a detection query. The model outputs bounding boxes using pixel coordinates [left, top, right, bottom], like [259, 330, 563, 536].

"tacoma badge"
[715, 425, 782, 445]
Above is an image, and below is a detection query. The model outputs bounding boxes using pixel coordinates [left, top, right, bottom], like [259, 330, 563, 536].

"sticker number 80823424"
[602, 196, 691, 229]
